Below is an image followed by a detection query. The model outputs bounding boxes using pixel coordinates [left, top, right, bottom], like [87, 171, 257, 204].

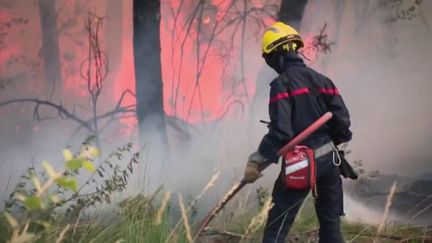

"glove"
[243, 161, 263, 183]
[337, 150, 358, 180]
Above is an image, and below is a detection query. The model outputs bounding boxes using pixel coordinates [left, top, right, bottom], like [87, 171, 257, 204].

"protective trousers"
[262, 152, 344, 243]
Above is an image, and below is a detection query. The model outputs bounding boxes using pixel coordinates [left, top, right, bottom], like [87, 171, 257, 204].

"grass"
[1, 163, 430, 243]
[32, 194, 190, 243]
[2, 189, 431, 243]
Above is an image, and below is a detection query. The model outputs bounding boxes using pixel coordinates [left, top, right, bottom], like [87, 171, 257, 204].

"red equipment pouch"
[281, 146, 316, 193]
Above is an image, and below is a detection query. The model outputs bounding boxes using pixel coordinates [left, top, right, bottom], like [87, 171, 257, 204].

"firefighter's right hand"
[243, 161, 263, 183]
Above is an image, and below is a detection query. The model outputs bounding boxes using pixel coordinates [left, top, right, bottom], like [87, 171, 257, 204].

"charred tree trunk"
[38, 0, 63, 99]
[278, 0, 308, 29]
[133, 0, 167, 169]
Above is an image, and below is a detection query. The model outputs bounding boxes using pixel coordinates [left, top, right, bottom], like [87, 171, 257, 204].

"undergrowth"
[0, 141, 430, 243]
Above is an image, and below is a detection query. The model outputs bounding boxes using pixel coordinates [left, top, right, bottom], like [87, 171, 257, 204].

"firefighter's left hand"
[243, 161, 263, 183]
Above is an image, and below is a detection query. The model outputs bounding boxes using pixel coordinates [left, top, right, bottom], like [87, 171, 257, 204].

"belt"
[275, 141, 340, 165]
[314, 141, 335, 159]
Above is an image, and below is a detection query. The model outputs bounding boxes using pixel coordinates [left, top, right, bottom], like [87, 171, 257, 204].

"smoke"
[299, 0, 432, 176]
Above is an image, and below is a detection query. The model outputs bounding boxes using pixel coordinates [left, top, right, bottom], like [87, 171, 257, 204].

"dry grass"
[55, 224, 70, 243]
[376, 181, 398, 239]
[240, 196, 274, 243]
[165, 171, 221, 243]
[179, 194, 193, 243]
[155, 191, 172, 225]
[202, 172, 221, 194]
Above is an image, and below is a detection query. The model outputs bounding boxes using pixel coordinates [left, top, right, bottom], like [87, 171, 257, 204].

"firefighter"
[243, 22, 352, 243]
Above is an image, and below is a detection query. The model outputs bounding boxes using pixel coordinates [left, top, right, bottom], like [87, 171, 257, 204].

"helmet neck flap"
[263, 50, 304, 74]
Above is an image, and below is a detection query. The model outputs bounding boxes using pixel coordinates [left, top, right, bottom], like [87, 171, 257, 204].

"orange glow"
[1, 0, 284, 138]
[54, 0, 286, 126]
[203, 16, 211, 24]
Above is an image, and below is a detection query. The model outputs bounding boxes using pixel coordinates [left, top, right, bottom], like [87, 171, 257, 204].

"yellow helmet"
[261, 22, 304, 55]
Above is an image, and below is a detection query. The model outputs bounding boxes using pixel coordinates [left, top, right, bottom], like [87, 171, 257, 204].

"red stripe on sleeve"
[319, 88, 340, 95]
[269, 88, 310, 104]
[291, 87, 310, 96]
[269, 92, 289, 104]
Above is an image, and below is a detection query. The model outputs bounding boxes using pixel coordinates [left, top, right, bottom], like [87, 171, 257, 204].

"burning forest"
[0, 0, 432, 242]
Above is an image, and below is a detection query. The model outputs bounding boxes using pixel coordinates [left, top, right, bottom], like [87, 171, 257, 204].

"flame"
[203, 16, 210, 25]
[1, 0, 273, 139]
[60, 0, 265, 125]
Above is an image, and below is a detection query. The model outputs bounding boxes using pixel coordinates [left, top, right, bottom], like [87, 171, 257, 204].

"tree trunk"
[133, 0, 167, 183]
[38, 0, 63, 99]
[278, 0, 308, 29]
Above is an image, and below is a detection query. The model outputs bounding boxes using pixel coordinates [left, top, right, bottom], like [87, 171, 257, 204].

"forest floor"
[2, 190, 430, 243]
[1, 145, 431, 243]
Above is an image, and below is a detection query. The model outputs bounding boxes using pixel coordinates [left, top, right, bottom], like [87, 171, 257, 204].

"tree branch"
[0, 98, 94, 132]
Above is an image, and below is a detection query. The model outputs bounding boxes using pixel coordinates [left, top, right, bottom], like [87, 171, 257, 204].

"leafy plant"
[2, 141, 99, 242]
[1, 137, 141, 242]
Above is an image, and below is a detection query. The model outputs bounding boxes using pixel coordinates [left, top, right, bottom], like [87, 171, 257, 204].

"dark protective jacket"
[258, 53, 352, 162]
